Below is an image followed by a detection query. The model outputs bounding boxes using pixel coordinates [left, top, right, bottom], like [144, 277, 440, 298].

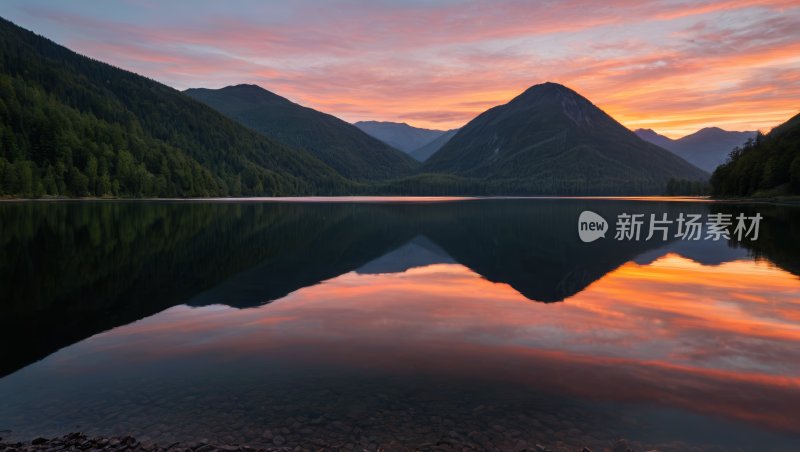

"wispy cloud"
[3, 0, 799, 136]
[398, 110, 480, 123]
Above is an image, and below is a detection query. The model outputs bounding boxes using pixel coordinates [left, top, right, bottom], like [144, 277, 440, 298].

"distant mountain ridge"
[633, 129, 673, 149]
[419, 82, 709, 194]
[0, 16, 719, 199]
[185, 85, 419, 181]
[409, 129, 459, 161]
[634, 127, 757, 173]
[354, 121, 448, 153]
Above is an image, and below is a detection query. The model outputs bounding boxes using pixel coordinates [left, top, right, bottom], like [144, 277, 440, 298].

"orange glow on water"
[50, 253, 800, 435]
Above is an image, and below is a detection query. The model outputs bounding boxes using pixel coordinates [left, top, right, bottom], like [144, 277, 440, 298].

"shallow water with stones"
[1, 199, 799, 452]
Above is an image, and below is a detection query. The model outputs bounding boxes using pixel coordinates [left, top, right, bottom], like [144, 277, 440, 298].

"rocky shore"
[0, 376, 745, 452]
[0, 404, 742, 452]
[0, 432, 656, 452]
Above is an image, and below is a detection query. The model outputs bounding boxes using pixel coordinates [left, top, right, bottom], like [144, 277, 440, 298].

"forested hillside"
[0, 17, 719, 199]
[710, 112, 800, 197]
[0, 17, 354, 198]
[185, 84, 419, 181]
[422, 83, 709, 195]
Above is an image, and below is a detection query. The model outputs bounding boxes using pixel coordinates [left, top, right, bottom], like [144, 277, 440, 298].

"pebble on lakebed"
[0, 391, 740, 452]
[0, 374, 741, 452]
[0, 431, 674, 452]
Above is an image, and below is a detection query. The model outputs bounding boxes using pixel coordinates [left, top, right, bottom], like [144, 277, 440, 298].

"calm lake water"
[1, 198, 799, 452]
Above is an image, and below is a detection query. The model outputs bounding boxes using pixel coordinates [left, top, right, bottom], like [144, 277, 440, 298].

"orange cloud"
[8, 1, 800, 137]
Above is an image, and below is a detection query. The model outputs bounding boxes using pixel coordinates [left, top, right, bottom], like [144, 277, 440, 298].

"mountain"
[710, 111, 800, 197]
[185, 85, 419, 181]
[356, 235, 457, 273]
[409, 129, 459, 161]
[635, 127, 757, 173]
[0, 17, 717, 199]
[420, 82, 709, 195]
[633, 129, 673, 149]
[354, 121, 447, 153]
[0, 17, 354, 199]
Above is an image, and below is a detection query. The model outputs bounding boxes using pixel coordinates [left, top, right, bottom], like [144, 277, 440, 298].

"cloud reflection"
[48, 254, 800, 436]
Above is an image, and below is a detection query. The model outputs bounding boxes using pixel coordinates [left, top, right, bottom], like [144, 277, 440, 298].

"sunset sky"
[3, 0, 800, 137]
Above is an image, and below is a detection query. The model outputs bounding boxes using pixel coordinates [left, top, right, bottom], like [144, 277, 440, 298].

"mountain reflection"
[1, 199, 799, 380]
[16, 255, 800, 439]
[356, 236, 456, 274]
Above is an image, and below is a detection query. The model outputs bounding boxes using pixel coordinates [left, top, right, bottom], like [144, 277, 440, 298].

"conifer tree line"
[0, 16, 730, 200]
[664, 177, 709, 196]
[365, 173, 675, 196]
[0, 73, 220, 198]
[709, 116, 800, 197]
[661, 114, 800, 198]
[0, 17, 354, 199]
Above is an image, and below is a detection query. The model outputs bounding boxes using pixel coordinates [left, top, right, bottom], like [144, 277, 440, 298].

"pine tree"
[43, 165, 58, 195]
[85, 154, 98, 196]
[18, 163, 32, 197]
[3, 161, 19, 195]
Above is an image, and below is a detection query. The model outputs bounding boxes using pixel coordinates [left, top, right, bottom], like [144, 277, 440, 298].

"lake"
[1, 198, 799, 452]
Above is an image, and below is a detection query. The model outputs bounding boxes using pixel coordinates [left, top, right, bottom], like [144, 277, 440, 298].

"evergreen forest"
[0, 17, 354, 199]
[710, 113, 800, 197]
[0, 16, 738, 199]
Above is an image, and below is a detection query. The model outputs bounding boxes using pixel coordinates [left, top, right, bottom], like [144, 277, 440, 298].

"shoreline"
[3, 195, 798, 204]
[0, 431, 644, 452]
[0, 427, 739, 452]
[0, 196, 717, 204]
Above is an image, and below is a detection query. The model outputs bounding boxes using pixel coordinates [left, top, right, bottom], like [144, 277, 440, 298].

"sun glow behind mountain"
[4, 0, 800, 137]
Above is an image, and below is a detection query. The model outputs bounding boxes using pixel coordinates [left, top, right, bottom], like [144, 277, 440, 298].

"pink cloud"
[9, 0, 800, 134]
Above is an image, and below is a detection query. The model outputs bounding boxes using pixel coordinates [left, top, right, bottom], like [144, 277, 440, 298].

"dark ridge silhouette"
[421, 82, 709, 195]
[354, 121, 448, 153]
[0, 17, 354, 198]
[185, 85, 420, 182]
[409, 129, 459, 161]
[635, 127, 757, 173]
[710, 111, 800, 197]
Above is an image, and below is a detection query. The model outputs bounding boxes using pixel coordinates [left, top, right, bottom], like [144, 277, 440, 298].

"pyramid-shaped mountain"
[422, 82, 709, 194]
[185, 85, 419, 181]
